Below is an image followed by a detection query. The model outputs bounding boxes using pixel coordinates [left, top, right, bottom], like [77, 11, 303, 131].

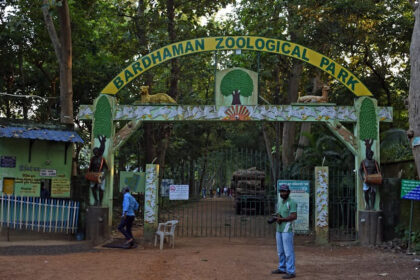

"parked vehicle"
[231, 167, 267, 215]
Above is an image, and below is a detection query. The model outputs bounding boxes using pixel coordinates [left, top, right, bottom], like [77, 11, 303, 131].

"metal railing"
[0, 195, 79, 233]
[159, 196, 278, 238]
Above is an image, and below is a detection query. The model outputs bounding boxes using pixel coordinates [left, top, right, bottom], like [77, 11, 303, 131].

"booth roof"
[0, 126, 84, 143]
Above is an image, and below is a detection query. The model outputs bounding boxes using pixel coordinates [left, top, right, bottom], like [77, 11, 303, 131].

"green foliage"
[93, 96, 112, 137]
[381, 144, 413, 162]
[220, 69, 253, 97]
[286, 124, 354, 174]
[395, 224, 420, 248]
[359, 98, 378, 140]
[0, 0, 415, 181]
[380, 128, 413, 162]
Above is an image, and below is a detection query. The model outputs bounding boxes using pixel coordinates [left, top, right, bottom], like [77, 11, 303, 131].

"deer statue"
[297, 84, 330, 103]
[137, 85, 176, 104]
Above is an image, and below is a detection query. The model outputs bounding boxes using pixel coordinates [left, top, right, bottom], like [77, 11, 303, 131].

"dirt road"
[1, 235, 419, 280]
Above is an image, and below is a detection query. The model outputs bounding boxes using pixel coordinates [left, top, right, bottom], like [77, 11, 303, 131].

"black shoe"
[272, 269, 286, 274]
[282, 274, 296, 279]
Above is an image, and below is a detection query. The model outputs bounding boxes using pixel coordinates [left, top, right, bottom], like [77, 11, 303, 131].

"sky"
[200, 3, 235, 26]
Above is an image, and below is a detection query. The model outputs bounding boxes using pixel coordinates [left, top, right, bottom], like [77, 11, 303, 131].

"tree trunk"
[295, 74, 321, 160]
[273, 62, 282, 177]
[158, 124, 172, 178]
[198, 131, 211, 193]
[409, 2, 420, 178]
[232, 90, 241, 105]
[58, 0, 73, 124]
[275, 122, 282, 176]
[189, 158, 195, 195]
[144, 124, 156, 164]
[282, 61, 303, 168]
[18, 47, 28, 120]
[167, 0, 179, 99]
[262, 123, 276, 188]
[41, 0, 73, 124]
[135, 0, 153, 86]
[295, 123, 311, 161]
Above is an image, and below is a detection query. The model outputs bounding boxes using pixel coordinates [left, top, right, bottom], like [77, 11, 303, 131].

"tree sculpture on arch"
[220, 69, 254, 105]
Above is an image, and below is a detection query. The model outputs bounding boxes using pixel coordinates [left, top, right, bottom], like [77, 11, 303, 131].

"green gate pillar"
[91, 94, 116, 227]
[144, 164, 159, 242]
[315, 166, 329, 244]
[354, 97, 381, 218]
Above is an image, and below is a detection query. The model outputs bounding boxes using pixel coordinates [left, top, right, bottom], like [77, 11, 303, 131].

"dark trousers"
[118, 216, 135, 240]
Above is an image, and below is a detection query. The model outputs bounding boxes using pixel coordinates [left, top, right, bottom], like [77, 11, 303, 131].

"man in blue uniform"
[272, 184, 297, 279]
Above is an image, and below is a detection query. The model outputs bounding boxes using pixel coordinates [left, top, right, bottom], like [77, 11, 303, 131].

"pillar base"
[358, 210, 383, 246]
[143, 223, 156, 243]
[86, 206, 110, 245]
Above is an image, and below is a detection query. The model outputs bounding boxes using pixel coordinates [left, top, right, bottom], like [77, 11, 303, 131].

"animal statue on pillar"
[297, 85, 330, 103]
[137, 86, 177, 104]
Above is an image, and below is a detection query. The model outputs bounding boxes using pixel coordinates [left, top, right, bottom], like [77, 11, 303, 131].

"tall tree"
[41, 0, 73, 124]
[408, 0, 420, 178]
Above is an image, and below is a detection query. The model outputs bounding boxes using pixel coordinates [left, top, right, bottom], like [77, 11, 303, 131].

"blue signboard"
[0, 156, 16, 168]
[401, 180, 420, 201]
[277, 180, 310, 233]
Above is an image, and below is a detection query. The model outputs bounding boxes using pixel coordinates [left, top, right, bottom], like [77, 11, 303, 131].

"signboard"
[160, 179, 174, 197]
[169, 185, 189, 200]
[413, 137, 420, 148]
[401, 180, 420, 201]
[14, 175, 41, 196]
[51, 178, 71, 198]
[119, 171, 145, 193]
[15, 183, 40, 196]
[101, 36, 372, 98]
[0, 156, 16, 168]
[277, 180, 310, 233]
[40, 169, 57, 177]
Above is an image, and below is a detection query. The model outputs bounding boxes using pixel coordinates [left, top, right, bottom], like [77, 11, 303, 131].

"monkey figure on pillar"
[87, 135, 108, 206]
[359, 139, 382, 210]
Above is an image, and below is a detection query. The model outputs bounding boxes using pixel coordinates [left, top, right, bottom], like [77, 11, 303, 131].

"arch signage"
[101, 36, 372, 97]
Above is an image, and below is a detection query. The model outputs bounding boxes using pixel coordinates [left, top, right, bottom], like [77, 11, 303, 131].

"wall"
[381, 160, 420, 240]
[0, 138, 73, 198]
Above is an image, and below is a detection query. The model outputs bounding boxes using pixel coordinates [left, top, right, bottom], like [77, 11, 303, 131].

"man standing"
[272, 184, 297, 279]
[118, 187, 139, 248]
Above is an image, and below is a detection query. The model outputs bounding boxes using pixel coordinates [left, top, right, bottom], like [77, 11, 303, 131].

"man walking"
[272, 184, 297, 279]
[118, 187, 139, 248]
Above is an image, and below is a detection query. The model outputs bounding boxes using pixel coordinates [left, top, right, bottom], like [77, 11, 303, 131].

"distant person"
[271, 184, 297, 279]
[202, 187, 207, 198]
[223, 186, 228, 196]
[216, 187, 220, 197]
[40, 183, 50, 199]
[118, 187, 139, 248]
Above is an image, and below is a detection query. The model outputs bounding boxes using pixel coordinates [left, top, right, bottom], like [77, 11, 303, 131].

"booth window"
[40, 179, 51, 198]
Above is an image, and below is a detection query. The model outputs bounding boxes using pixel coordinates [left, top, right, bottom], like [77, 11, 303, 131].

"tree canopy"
[0, 0, 416, 176]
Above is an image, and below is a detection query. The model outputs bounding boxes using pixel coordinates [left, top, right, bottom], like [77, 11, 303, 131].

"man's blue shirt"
[122, 192, 139, 216]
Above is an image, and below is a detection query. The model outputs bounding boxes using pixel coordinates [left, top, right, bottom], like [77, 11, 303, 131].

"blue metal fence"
[0, 195, 79, 233]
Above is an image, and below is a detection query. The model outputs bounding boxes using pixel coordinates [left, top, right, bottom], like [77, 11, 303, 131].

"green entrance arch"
[82, 35, 392, 244]
[101, 36, 372, 97]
